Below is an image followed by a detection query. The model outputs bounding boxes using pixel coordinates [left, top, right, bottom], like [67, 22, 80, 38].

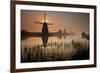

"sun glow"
[42, 20, 48, 23]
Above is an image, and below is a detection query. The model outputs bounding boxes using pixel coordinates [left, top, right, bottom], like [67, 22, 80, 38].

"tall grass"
[21, 40, 89, 63]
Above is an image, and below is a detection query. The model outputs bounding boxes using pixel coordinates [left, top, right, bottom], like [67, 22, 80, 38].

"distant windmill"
[81, 32, 89, 40]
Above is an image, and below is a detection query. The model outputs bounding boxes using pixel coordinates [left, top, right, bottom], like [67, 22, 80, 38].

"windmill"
[34, 13, 53, 47]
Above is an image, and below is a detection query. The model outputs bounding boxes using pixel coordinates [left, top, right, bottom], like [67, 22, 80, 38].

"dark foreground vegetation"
[21, 40, 89, 63]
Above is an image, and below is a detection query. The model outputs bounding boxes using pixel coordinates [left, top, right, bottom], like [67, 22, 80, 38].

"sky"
[21, 10, 89, 34]
[21, 10, 89, 47]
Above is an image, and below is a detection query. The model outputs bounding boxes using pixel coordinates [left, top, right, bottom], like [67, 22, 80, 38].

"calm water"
[21, 34, 82, 47]
[21, 34, 89, 63]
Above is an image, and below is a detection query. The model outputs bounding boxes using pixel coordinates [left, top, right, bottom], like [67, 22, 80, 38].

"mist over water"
[21, 33, 81, 48]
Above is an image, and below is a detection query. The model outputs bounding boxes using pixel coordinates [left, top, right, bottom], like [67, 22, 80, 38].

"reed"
[21, 40, 89, 63]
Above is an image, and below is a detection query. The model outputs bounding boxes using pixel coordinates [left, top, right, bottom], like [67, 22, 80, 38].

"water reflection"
[21, 34, 89, 63]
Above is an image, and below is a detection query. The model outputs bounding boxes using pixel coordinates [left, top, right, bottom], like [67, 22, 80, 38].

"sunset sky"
[21, 10, 89, 34]
[21, 10, 89, 47]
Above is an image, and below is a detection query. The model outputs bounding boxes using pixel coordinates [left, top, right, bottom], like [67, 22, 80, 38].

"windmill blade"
[35, 22, 43, 24]
[44, 13, 46, 22]
[47, 23, 53, 25]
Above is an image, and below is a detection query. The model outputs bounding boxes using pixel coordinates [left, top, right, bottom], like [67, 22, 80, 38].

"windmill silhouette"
[34, 13, 53, 47]
[21, 13, 75, 47]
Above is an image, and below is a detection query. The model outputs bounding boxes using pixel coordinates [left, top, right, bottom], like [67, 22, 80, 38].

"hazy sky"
[21, 10, 89, 47]
[21, 10, 89, 34]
